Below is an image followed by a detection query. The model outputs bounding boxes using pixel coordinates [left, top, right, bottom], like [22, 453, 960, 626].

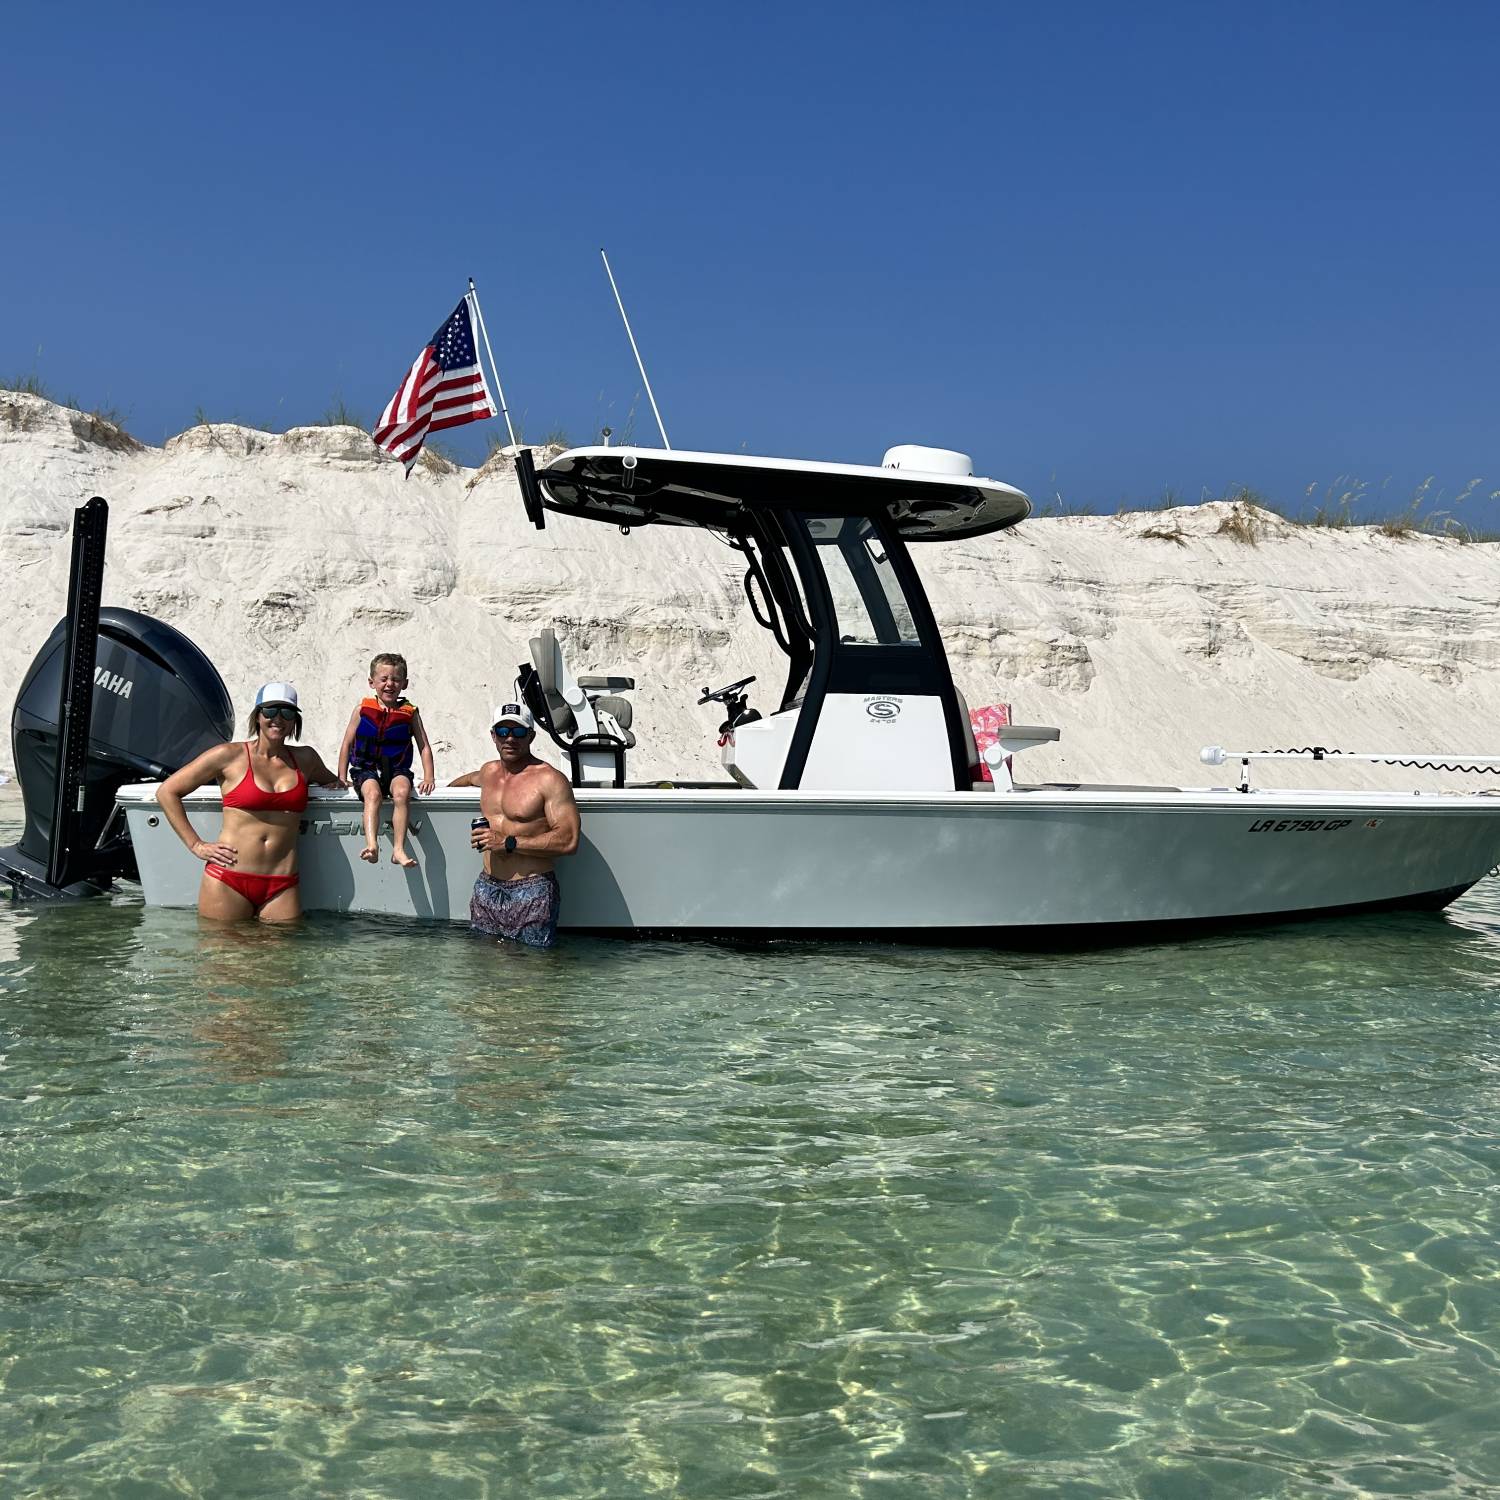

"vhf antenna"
[600, 248, 671, 450]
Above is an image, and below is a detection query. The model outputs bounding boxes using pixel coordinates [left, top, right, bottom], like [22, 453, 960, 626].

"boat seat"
[982, 725, 1061, 792]
[998, 725, 1061, 754]
[594, 694, 635, 742]
[963, 698, 1061, 792]
[530, 633, 578, 736]
[521, 627, 637, 786]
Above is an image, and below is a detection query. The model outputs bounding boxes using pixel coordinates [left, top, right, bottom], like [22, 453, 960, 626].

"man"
[449, 703, 580, 949]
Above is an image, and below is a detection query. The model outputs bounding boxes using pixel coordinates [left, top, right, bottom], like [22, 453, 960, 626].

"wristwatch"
[503, 835, 518, 854]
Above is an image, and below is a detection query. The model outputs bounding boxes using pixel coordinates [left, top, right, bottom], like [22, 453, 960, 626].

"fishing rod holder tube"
[515, 447, 546, 531]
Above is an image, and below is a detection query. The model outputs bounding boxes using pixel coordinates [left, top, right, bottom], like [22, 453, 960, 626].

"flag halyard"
[374, 296, 495, 472]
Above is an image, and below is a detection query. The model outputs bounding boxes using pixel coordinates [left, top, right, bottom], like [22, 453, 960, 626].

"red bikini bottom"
[205, 863, 300, 909]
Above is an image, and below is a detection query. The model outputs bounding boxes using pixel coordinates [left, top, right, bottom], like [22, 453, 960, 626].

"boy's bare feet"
[360, 846, 379, 863]
[392, 851, 418, 868]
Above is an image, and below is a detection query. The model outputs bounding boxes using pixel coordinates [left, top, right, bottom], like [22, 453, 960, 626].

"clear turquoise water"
[3, 846, 1500, 1497]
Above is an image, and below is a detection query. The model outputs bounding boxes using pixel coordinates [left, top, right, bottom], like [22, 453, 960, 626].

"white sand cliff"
[3, 390, 1498, 799]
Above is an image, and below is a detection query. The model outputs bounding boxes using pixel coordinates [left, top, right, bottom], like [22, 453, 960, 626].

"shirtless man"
[449, 703, 580, 949]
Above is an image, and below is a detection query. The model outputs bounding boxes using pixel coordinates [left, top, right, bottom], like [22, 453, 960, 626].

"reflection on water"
[2, 861, 1500, 1496]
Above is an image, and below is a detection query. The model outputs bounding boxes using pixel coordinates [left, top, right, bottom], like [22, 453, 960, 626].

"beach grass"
[2, 378, 140, 452]
[318, 396, 367, 430]
[1107, 475, 1500, 543]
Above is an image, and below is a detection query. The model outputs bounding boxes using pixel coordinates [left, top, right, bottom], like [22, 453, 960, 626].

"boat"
[107, 442, 1500, 940]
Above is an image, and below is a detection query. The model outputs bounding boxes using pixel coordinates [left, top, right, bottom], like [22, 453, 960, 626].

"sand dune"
[4, 390, 1498, 796]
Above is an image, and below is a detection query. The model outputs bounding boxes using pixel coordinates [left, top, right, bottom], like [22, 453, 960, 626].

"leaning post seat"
[517, 627, 636, 788]
[984, 724, 1061, 791]
[965, 698, 1061, 791]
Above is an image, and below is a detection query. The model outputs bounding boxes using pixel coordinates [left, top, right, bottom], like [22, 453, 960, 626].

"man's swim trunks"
[469, 871, 560, 949]
[349, 697, 417, 794]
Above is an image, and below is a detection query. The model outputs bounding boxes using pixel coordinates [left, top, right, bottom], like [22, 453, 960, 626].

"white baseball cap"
[490, 702, 535, 731]
[254, 681, 299, 709]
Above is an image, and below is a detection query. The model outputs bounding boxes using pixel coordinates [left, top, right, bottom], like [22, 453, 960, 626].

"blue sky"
[4, 2, 1497, 520]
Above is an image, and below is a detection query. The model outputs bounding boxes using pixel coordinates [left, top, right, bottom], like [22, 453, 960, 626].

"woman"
[156, 682, 345, 922]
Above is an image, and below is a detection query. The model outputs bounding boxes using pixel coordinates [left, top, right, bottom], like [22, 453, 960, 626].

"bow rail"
[1200, 744, 1500, 792]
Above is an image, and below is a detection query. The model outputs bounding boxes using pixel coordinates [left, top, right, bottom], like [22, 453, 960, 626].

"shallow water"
[3, 845, 1500, 1497]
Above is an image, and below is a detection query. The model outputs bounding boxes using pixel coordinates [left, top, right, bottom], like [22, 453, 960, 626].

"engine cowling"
[4, 608, 232, 892]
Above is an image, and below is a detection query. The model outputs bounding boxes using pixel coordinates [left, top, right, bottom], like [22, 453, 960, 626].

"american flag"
[373, 296, 496, 472]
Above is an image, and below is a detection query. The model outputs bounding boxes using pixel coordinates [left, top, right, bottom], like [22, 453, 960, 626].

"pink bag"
[968, 702, 1012, 783]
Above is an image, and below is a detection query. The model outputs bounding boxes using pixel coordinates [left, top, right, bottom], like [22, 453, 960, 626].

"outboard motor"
[1, 498, 233, 899]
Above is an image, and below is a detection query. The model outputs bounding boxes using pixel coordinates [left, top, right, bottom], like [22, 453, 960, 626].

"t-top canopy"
[533, 447, 1031, 541]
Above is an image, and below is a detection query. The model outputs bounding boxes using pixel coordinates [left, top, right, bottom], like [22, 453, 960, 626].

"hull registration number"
[1248, 818, 1353, 833]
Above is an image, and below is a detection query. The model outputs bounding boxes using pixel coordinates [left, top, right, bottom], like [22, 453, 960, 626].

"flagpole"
[600, 248, 671, 450]
[467, 279, 518, 448]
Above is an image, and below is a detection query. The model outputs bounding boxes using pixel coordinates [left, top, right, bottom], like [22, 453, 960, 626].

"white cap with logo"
[254, 681, 299, 709]
[490, 702, 535, 731]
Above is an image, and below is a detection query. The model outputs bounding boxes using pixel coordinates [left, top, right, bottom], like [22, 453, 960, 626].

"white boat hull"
[117, 784, 1500, 939]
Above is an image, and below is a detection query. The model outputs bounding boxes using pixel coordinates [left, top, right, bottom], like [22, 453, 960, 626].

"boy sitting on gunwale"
[338, 652, 436, 868]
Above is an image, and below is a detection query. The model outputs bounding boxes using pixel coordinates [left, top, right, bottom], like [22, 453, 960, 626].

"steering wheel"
[697, 675, 756, 706]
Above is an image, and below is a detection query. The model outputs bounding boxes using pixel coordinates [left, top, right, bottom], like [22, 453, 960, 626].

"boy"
[338, 653, 436, 867]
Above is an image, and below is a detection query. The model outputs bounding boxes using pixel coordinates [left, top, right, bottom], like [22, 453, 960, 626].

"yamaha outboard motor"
[1, 498, 233, 899]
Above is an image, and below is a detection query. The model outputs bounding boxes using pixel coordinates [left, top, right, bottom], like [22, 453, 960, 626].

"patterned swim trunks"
[470, 870, 561, 949]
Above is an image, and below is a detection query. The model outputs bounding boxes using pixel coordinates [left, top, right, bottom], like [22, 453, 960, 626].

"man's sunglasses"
[492, 724, 531, 738]
[259, 705, 297, 721]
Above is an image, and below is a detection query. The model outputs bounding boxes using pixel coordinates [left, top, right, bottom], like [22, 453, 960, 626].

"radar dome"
[880, 445, 973, 476]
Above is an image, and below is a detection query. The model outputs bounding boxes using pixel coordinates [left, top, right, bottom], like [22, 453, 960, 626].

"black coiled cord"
[1257, 745, 1500, 775]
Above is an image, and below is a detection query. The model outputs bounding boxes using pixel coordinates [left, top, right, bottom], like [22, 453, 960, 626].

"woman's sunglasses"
[492, 724, 531, 738]
[259, 705, 297, 722]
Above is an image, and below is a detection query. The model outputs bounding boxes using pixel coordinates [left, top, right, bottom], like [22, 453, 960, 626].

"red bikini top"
[222, 742, 309, 813]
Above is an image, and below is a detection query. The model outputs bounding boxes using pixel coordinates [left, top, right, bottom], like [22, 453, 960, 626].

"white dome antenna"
[881, 445, 973, 476]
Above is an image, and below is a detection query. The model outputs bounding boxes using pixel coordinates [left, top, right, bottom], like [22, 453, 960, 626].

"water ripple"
[1, 869, 1499, 1495]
